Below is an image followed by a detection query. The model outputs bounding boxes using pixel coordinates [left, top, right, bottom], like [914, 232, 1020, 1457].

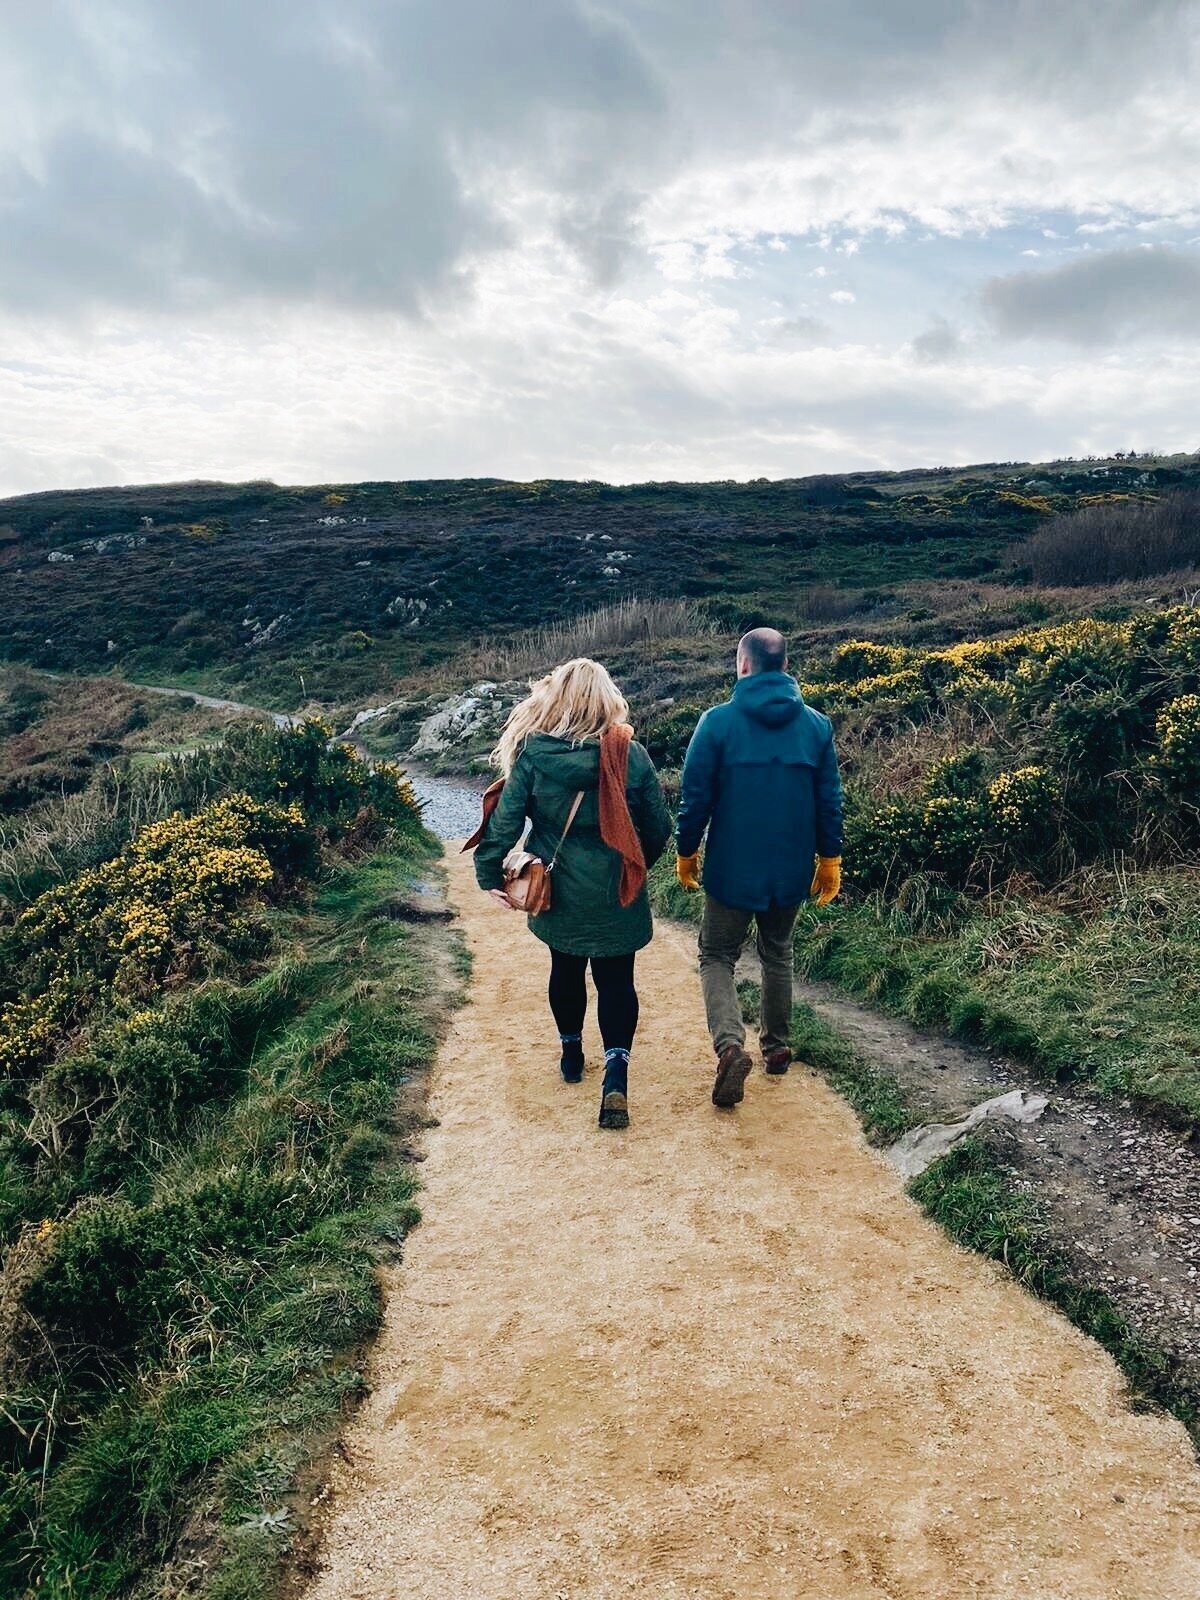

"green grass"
[911, 1135, 1200, 1445]
[1, 838, 460, 1599]
[791, 881, 1200, 1125]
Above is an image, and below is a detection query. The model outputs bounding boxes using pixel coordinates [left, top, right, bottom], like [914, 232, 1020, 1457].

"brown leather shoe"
[763, 1047, 792, 1076]
[712, 1044, 752, 1108]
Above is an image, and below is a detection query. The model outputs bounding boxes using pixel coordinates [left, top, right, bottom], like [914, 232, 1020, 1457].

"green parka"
[473, 733, 672, 957]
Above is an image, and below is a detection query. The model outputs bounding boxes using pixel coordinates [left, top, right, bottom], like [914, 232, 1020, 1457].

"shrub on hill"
[0, 793, 308, 1079]
[160, 717, 419, 841]
[792, 605, 1200, 893]
[0, 716, 421, 908]
[1019, 493, 1200, 584]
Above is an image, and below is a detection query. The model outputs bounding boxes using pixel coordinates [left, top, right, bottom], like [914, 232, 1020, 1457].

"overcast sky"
[2, 0, 1200, 493]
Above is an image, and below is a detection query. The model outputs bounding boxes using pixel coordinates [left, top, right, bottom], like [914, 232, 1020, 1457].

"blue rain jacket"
[676, 671, 843, 911]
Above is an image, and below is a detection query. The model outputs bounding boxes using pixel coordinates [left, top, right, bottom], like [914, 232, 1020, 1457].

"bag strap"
[547, 790, 585, 873]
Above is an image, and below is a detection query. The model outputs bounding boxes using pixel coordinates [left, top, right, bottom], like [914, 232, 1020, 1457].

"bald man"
[675, 628, 844, 1109]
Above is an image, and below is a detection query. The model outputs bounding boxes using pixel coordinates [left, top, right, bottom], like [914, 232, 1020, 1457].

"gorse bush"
[160, 717, 421, 841]
[0, 713, 434, 1595]
[0, 715, 423, 909]
[843, 763, 1062, 892]
[1154, 694, 1200, 794]
[0, 794, 308, 1078]
[829, 640, 911, 683]
[808, 605, 1200, 890]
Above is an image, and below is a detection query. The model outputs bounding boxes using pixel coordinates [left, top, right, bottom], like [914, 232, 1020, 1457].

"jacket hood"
[522, 733, 601, 788]
[731, 670, 806, 728]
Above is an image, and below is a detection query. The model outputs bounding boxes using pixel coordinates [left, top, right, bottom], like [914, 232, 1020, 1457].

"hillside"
[4, 455, 1200, 707]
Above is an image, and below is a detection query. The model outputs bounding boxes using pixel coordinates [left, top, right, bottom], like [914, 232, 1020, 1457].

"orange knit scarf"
[598, 723, 646, 907]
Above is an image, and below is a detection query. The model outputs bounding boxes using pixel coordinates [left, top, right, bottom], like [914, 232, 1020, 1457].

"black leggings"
[548, 949, 639, 1052]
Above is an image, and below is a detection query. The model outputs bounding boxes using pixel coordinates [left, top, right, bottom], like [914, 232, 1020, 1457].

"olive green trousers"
[698, 895, 800, 1057]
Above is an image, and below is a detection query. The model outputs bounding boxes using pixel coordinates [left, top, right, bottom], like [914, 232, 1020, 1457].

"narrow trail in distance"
[301, 850, 1200, 1600]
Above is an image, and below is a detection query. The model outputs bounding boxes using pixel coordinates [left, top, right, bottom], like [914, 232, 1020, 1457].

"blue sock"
[603, 1048, 629, 1094]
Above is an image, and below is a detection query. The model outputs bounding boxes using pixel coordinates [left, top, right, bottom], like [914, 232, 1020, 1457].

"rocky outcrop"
[242, 613, 290, 649]
[410, 681, 521, 762]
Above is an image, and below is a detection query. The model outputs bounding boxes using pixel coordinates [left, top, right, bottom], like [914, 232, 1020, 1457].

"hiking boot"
[599, 1087, 629, 1129]
[712, 1044, 752, 1108]
[763, 1047, 792, 1076]
[599, 1049, 630, 1129]
[559, 1038, 584, 1084]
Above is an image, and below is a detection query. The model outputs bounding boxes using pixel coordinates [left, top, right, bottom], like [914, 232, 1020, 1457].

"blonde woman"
[467, 658, 671, 1129]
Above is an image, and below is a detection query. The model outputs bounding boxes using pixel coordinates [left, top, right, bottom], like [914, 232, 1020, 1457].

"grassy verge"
[912, 1134, 1199, 1446]
[790, 882, 1200, 1127]
[1, 839, 461, 1598]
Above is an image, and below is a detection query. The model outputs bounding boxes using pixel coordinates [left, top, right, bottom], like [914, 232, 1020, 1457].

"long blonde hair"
[491, 657, 630, 775]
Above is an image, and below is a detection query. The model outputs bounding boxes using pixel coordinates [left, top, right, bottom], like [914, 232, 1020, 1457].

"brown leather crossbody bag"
[501, 790, 584, 916]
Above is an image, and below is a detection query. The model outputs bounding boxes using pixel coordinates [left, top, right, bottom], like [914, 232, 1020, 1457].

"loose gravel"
[404, 766, 488, 841]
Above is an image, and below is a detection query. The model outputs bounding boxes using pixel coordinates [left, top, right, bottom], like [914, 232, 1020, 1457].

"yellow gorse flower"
[0, 793, 313, 1077]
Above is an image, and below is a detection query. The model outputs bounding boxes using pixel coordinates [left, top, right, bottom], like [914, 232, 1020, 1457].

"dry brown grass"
[463, 598, 716, 682]
[836, 701, 1010, 802]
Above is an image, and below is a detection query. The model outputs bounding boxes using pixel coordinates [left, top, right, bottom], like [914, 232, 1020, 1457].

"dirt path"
[788, 976, 1200, 1407]
[302, 851, 1200, 1600]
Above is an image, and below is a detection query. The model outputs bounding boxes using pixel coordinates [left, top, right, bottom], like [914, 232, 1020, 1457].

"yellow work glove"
[811, 855, 842, 906]
[675, 852, 702, 892]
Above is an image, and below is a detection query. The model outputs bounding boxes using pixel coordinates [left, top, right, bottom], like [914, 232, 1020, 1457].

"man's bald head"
[737, 627, 788, 677]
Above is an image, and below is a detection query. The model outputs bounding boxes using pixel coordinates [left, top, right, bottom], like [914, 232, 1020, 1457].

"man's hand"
[675, 852, 702, 892]
[487, 888, 516, 910]
[811, 856, 841, 906]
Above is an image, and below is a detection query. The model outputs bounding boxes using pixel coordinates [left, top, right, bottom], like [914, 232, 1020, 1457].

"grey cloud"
[981, 247, 1200, 345]
[0, 0, 663, 314]
[4, 0, 1199, 324]
[911, 319, 962, 362]
[607, 0, 1196, 156]
[777, 315, 833, 345]
[557, 190, 648, 286]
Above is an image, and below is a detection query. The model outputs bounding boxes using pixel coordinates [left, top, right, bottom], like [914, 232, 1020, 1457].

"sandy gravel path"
[303, 851, 1200, 1600]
